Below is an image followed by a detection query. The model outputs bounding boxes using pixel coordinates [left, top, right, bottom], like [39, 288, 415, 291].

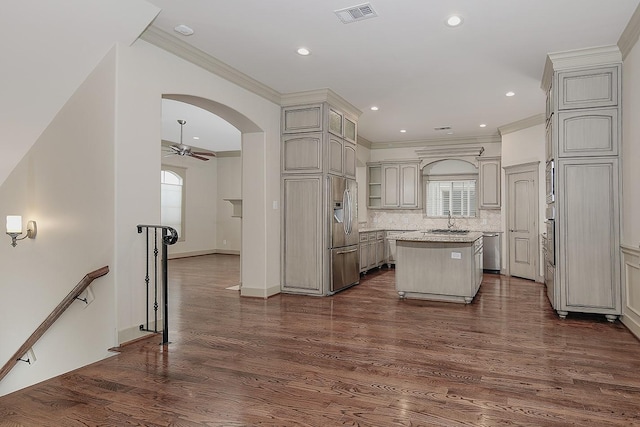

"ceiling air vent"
[434, 126, 452, 131]
[334, 3, 378, 24]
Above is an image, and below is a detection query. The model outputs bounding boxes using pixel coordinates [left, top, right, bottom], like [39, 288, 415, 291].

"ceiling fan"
[164, 119, 216, 161]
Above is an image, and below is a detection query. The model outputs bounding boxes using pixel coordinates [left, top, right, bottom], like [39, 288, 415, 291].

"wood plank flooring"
[1, 254, 640, 426]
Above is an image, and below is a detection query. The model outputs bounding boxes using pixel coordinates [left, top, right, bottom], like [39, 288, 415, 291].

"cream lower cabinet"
[359, 231, 385, 273]
[281, 176, 324, 295]
[555, 158, 620, 320]
[368, 162, 420, 209]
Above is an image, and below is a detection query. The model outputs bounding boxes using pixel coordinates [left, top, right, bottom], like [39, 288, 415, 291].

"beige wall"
[621, 32, 640, 338]
[114, 39, 281, 340]
[162, 156, 219, 257]
[0, 49, 117, 396]
[217, 154, 242, 253]
[363, 141, 502, 233]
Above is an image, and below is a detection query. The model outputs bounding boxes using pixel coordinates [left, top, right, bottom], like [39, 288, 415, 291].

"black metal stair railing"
[136, 224, 178, 344]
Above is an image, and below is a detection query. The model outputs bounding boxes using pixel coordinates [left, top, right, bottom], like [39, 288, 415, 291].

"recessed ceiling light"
[193, 136, 200, 140]
[297, 47, 310, 56]
[479, 124, 487, 128]
[446, 15, 463, 27]
[174, 24, 194, 36]
[370, 106, 379, 111]
[506, 91, 515, 97]
[400, 129, 407, 133]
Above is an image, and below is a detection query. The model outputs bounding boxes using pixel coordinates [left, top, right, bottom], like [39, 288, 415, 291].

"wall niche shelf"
[224, 199, 242, 218]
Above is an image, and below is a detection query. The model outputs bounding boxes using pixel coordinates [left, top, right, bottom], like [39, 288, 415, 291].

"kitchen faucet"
[447, 211, 455, 229]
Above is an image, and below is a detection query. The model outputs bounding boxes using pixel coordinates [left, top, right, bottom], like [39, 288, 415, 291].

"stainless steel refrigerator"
[329, 176, 359, 293]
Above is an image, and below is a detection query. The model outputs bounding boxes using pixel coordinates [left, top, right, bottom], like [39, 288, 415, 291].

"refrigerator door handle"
[342, 189, 349, 235]
[346, 188, 352, 235]
[336, 248, 358, 255]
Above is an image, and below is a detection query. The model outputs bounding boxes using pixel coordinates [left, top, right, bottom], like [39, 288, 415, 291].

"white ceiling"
[148, 0, 639, 148]
[162, 99, 241, 152]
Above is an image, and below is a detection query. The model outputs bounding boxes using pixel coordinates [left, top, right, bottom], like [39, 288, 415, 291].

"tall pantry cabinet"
[280, 98, 360, 295]
[542, 47, 622, 321]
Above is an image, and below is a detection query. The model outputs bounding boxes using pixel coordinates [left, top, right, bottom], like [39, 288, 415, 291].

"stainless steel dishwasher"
[482, 232, 501, 273]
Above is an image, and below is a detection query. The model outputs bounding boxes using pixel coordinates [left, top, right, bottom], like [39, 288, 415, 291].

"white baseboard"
[240, 284, 281, 298]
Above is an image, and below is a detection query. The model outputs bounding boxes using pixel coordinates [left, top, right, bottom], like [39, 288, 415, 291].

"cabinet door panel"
[282, 134, 322, 173]
[282, 104, 323, 133]
[328, 108, 343, 137]
[382, 165, 400, 208]
[344, 116, 357, 143]
[478, 158, 501, 209]
[344, 141, 356, 179]
[399, 164, 419, 208]
[558, 109, 618, 157]
[328, 135, 343, 175]
[558, 66, 618, 110]
[558, 158, 620, 311]
[282, 177, 323, 293]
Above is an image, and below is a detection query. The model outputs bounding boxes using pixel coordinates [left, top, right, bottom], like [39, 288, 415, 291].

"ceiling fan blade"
[168, 145, 182, 152]
[191, 151, 216, 157]
[190, 153, 210, 161]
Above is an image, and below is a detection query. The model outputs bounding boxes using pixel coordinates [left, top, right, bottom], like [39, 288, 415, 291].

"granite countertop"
[359, 227, 410, 233]
[394, 230, 484, 243]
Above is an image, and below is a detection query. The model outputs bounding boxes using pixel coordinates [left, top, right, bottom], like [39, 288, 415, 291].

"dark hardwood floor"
[1, 254, 640, 426]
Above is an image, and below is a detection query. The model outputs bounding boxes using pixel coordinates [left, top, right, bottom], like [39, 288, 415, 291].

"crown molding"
[498, 114, 545, 136]
[357, 135, 372, 149]
[140, 25, 281, 105]
[619, 4, 640, 60]
[280, 89, 362, 118]
[370, 134, 500, 150]
[542, 45, 622, 90]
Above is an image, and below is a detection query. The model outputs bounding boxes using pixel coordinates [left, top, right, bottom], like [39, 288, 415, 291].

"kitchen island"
[395, 231, 483, 303]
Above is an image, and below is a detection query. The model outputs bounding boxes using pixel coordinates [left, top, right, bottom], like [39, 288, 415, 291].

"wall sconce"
[6, 215, 37, 247]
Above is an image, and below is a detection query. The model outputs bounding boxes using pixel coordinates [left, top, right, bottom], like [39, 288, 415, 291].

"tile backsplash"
[365, 209, 502, 232]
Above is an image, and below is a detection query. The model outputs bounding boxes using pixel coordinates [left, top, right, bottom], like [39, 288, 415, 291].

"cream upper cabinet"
[282, 104, 323, 133]
[282, 133, 323, 174]
[557, 108, 619, 157]
[477, 157, 501, 210]
[343, 141, 356, 179]
[328, 135, 344, 176]
[368, 161, 420, 209]
[557, 66, 618, 110]
[281, 103, 357, 177]
[344, 116, 357, 144]
[328, 107, 343, 137]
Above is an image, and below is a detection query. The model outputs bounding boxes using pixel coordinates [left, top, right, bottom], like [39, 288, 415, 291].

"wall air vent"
[334, 3, 378, 24]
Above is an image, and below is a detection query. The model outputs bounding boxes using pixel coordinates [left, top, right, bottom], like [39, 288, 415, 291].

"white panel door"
[508, 170, 536, 280]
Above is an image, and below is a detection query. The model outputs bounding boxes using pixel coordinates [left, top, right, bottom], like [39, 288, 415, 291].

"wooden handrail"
[0, 266, 109, 382]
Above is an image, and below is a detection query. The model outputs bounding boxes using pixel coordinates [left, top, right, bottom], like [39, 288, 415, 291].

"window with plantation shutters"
[426, 180, 477, 217]
[161, 168, 186, 240]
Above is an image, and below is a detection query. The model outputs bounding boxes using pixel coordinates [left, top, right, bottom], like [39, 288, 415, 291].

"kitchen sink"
[428, 229, 470, 234]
